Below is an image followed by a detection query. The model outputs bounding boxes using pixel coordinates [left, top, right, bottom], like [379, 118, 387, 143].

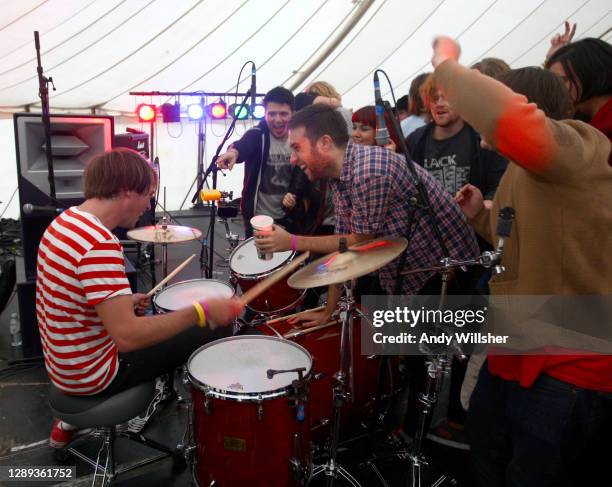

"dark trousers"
[465, 361, 612, 487]
[103, 325, 231, 396]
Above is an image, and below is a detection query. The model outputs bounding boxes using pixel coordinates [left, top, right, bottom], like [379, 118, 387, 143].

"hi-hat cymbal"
[288, 237, 407, 289]
[127, 225, 202, 244]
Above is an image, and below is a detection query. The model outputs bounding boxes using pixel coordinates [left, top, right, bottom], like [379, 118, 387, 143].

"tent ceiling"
[0, 0, 609, 114]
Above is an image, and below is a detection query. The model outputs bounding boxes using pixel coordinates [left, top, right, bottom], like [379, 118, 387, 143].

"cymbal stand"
[216, 200, 239, 267]
[391, 208, 515, 486]
[309, 279, 362, 487]
[159, 189, 171, 279]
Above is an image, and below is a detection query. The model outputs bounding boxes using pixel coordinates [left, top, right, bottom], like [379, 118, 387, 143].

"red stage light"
[208, 101, 227, 119]
[136, 104, 156, 122]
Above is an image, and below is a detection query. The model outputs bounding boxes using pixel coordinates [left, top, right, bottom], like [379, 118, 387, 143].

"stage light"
[252, 103, 265, 119]
[208, 100, 227, 120]
[187, 103, 205, 120]
[229, 103, 249, 120]
[160, 102, 181, 123]
[136, 104, 156, 122]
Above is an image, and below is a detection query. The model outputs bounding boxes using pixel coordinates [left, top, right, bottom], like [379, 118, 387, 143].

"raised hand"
[432, 36, 461, 68]
[546, 21, 577, 62]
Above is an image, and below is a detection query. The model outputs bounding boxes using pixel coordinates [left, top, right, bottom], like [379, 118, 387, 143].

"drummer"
[35, 148, 244, 448]
[254, 104, 479, 325]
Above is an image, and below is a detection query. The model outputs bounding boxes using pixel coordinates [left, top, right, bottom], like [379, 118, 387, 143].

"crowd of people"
[35, 22, 611, 486]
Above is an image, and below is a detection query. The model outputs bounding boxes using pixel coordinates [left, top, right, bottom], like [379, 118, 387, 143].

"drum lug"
[313, 372, 325, 381]
[257, 398, 264, 421]
[366, 354, 377, 360]
[204, 391, 213, 415]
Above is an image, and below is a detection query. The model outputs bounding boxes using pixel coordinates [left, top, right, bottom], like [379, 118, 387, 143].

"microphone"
[200, 189, 232, 202]
[493, 207, 515, 274]
[250, 63, 257, 112]
[373, 71, 390, 146]
[23, 203, 63, 215]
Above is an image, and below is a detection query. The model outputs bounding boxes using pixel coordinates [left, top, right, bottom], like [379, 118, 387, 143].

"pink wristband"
[290, 234, 298, 251]
[200, 300, 209, 315]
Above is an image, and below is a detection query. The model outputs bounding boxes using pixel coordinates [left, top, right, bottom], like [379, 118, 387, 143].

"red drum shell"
[188, 336, 312, 487]
[261, 315, 397, 443]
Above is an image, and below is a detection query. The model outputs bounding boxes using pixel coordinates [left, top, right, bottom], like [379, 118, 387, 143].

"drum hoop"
[187, 335, 312, 400]
[188, 377, 294, 402]
[153, 278, 235, 312]
[246, 288, 306, 314]
[229, 238, 296, 279]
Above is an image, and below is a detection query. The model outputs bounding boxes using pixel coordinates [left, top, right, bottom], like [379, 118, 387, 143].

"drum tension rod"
[267, 368, 308, 422]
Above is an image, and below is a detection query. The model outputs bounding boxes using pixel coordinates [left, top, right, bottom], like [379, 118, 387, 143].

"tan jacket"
[435, 60, 612, 297]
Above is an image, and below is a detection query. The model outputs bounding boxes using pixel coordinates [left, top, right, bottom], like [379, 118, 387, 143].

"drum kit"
[126, 220, 465, 487]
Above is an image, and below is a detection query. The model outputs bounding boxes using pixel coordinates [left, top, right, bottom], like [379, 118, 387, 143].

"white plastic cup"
[250, 215, 274, 260]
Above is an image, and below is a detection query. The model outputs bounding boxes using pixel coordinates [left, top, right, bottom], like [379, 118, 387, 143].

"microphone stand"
[34, 31, 57, 201]
[366, 74, 467, 485]
[190, 90, 251, 279]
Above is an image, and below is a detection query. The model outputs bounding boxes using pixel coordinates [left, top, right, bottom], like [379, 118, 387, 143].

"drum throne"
[48, 381, 186, 486]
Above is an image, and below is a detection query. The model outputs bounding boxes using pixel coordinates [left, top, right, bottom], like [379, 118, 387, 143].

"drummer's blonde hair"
[84, 148, 155, 199]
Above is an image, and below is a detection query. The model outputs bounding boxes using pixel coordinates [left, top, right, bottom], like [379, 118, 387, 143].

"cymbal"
[288, 237, 407, 289]
[127, 225, 202, 244]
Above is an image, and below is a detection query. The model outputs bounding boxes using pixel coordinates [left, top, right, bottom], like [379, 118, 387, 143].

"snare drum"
[153, 279, 234, 313]
[230, 237, 305, 314]
[188, 336, 312, 487]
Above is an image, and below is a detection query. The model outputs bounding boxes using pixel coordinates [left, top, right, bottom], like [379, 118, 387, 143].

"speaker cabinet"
[114, 131, 149, 159]
[13, 113, 114, 280]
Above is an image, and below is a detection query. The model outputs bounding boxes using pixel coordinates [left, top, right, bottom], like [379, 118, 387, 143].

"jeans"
[465, 361, 611, 487]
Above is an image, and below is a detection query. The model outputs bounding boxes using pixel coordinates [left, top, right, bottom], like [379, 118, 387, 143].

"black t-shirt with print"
[422, 124, 473, 195]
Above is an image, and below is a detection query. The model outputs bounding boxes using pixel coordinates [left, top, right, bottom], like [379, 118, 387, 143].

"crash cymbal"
[288, 237, 407, 289]
[127, 225, 202, 244]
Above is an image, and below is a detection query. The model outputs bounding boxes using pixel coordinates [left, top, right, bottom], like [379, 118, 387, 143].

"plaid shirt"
[330, 142, 479, 295]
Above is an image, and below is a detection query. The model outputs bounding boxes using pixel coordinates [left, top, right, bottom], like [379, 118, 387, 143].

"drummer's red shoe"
[49, 419, 76, 449]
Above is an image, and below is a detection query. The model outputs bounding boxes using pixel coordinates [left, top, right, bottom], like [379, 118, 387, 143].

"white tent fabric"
[0, 0, 610, 219]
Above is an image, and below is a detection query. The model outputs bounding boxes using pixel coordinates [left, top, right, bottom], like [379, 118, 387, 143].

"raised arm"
[432, 36, 603, 183]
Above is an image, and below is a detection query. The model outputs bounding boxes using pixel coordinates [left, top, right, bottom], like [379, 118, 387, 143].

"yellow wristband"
[192, 301, 207, 328]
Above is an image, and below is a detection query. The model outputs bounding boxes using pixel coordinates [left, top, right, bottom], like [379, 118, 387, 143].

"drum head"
[188, 336, 312, 394]
[230, 237, 294, 276]
[154, 279, 234, 312]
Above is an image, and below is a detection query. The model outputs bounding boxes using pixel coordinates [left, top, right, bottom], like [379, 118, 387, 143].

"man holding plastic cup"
[254, 104, 478, 326]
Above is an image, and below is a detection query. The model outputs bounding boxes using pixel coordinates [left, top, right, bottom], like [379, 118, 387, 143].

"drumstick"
[146, 254, 196, 297]
[283, 320, 338, 339]
[266, 306, 326, 325]
[240, 251, 310, 306]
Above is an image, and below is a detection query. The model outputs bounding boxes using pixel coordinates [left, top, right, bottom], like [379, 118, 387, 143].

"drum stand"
[309, 279, 362, 487]
[157, 215, 171, 279]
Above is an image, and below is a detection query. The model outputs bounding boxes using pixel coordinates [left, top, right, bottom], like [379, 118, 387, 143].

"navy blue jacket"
[231, 121, 310, 225]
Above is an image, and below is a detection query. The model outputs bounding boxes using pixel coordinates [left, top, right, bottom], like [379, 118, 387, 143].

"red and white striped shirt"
[36, 207, 132, 395]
